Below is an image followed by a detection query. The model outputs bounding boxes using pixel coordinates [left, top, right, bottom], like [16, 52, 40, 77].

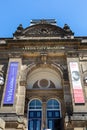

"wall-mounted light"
[0, 74, 4, 86]
[84, 76, 87, 84]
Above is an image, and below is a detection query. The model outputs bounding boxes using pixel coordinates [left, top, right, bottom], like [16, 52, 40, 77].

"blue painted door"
[28, 111, 41, 130]
[47, 111, 61, 130]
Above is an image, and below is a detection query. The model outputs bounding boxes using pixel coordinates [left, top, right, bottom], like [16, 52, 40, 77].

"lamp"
[0, 74, 4, 86]
[84, 76, 87, 83]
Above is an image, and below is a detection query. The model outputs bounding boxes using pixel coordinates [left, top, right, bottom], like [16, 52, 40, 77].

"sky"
[0, 0, 87, 37]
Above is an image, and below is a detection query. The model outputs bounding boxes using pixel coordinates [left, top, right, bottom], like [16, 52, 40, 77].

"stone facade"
[0, 19, 87, 130]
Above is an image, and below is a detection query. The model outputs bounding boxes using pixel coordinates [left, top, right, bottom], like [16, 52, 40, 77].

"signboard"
[3, 62, 18, 105]
[70, 62, 85, 104]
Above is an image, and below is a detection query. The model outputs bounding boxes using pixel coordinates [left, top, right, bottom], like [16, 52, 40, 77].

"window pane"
[29, 111, 34, 118]
[47, 106, 53, 109]
[36, 120, 41, 130]
[47, 100, 52, 106]
[36, 100, 42, 106]
[54, 100, 58, 105]
[54, 100, 59, 108]
[36, 111, 41, 118]
[48, 120, 53, 129]
[30, 100, 35, 106]
[54, 111, 60, 118]
[29, 99, 42, 109]
[29, 120, 33, 130]
[29, 106, 35, 109]
[47, 99, 60, 109]
[47, 111, 52, 118]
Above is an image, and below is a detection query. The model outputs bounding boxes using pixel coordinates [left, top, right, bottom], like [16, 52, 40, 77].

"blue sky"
[0, 0, 87, 37]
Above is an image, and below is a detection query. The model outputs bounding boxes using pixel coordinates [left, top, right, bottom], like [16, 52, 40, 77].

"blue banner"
[3, 62, 18, 105]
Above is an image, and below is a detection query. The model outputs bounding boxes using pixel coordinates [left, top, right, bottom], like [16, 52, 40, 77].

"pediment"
[13, 23, 74, 38]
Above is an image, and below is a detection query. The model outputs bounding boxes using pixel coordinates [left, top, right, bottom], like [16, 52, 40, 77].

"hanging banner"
[3, 62, 18, 105]
[70, 62, 85, 104]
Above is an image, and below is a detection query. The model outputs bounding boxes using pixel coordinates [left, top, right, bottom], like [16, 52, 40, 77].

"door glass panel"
[54, 111, 60, 118]
[36, 120, 41, 130]
[29, 111, 34, 118]
[47, 111, 52, 118]
[36, 111, 41, 118]
[48, 120, 53, 129]
[29, 120, 33, 130]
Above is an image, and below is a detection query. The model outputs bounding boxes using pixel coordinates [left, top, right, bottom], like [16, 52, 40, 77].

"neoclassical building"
[0, 19, 87, 130]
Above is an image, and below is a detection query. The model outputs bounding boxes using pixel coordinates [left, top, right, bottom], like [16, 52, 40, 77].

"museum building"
[0, 19, 87, 130]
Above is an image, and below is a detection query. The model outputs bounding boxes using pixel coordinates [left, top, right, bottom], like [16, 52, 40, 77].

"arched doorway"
[47, 99, 62, 130]
[26, 66, 64, 130]
[28, 99, 42, 130]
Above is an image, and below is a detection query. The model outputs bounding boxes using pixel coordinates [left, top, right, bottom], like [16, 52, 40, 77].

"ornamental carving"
[13, 22, 74, 38]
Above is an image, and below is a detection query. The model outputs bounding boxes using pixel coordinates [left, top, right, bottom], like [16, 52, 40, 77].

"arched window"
[47, 99, 60, 110]
[28, 99, 42, 130]
[29, 99, 42, 110]
[47, 99, 61, 130]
